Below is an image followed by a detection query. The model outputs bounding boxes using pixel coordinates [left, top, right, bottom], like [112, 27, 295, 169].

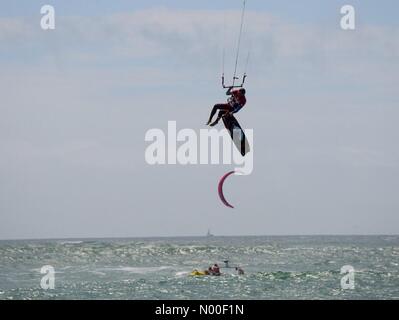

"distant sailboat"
[206, 229, 214, 237]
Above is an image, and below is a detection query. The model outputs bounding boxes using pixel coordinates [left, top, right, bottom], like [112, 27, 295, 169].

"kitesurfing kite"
[218, 171, 236, 208]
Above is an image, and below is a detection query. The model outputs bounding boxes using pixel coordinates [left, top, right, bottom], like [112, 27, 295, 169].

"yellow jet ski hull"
[190, 270, 208, 276]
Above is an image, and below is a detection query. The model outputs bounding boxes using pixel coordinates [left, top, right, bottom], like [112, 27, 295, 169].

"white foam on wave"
[30, 268, 65, 274]
[90, 271, 107, 276]
[59, 241, 84, 245]
[101, 266, 172, 274]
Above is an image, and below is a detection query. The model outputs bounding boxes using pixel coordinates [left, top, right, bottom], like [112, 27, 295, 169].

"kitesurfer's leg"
[210, 103, 241, 126]
[206, 104, 229, 125]
[209, 110, 228, 126]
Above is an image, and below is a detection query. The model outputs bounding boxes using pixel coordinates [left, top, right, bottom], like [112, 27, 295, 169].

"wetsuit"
[207, 88, 247, 126]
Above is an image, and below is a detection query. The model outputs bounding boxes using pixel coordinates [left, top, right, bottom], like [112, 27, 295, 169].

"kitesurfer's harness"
[228, 95, 243, 113]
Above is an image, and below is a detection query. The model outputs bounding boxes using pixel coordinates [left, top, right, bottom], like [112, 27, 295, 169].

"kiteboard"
[222, 114, 250, 156]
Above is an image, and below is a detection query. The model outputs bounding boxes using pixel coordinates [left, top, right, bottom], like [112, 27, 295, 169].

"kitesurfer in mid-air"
[206, 87, 246, 127]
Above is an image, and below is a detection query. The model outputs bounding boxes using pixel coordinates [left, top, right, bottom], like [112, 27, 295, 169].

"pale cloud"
[1, 8, 398, 82]
[337, 147, 399, 168]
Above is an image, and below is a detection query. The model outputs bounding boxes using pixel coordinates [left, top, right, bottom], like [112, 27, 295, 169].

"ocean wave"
[59, 241, 84, 245]
[254, 270, 338, 280]
[175, 271, 189, 277]
[99, 266, 172, 274]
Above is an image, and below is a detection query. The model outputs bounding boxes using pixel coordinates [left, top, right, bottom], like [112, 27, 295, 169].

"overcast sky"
[0, 1, 398, 239]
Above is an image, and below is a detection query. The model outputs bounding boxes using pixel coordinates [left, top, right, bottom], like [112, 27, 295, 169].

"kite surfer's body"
[206, 87, 246, 127]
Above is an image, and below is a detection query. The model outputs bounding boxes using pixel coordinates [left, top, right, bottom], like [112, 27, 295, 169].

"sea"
[0, 236, 398, 300]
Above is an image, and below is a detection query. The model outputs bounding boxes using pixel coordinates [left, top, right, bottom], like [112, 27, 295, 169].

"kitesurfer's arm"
[232, 104, 243, 114]
[226, 87, 233, 96]
[224, 110, 234, 118]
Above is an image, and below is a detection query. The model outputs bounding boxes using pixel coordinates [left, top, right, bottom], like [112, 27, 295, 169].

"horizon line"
[0, 233, 398, 242]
